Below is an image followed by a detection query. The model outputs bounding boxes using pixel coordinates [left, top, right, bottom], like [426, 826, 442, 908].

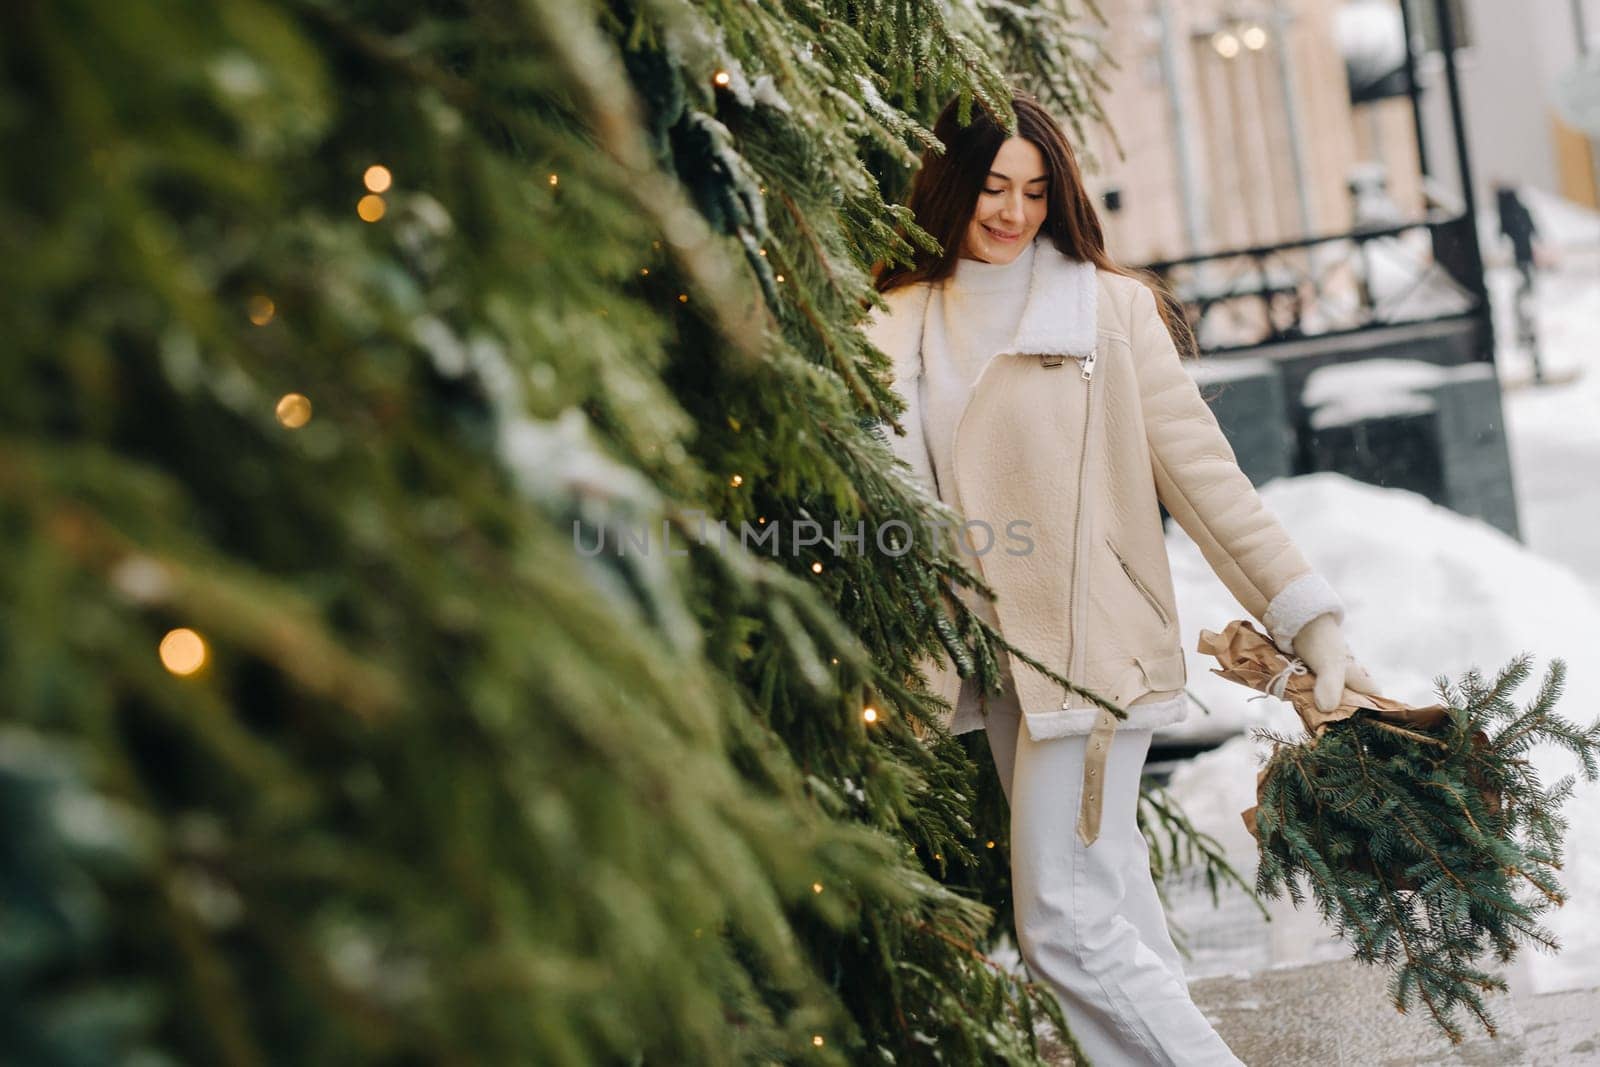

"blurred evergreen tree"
[0, 1, 1227, 1063]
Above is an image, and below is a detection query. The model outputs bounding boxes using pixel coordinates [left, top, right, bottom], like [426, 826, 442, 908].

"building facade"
[1079, 0, 1599, 264]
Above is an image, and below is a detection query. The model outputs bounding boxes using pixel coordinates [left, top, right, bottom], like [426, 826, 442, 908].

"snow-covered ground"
[1157, 193, 1600, 997]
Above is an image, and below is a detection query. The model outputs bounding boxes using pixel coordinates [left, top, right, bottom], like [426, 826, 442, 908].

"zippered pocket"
[1106, 538, 1171, 628]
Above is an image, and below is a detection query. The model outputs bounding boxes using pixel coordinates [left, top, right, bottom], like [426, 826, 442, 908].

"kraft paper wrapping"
[1196, 619, 1451, 842]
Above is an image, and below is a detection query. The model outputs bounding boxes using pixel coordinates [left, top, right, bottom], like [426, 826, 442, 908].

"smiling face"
[960, 136, 1049, 264]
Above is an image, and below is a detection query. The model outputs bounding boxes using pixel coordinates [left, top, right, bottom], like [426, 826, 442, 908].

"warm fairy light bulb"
[677, 293, 688, 303]
[1212, 30, 1241, 58]
[729, 473, 743, 487]
[363, 164, 393, 193]
[357, 194, 386, 222]
[758, 248, 768, 257]
[548, 173, 559, 186]
[276, 393, 313, 428]
[863, 706, 878, 723]
[1242, 24, 1268, 50]
[986, 840, 996, 849]
[812, 1035, 825, 1047]
[775, 273, 785, 283]
[640, 267, 650, 276]
[713, 69, 731, 86]
[812, 882, 823, 894]
[810, 561, 823, 574]
[160, 628, 207, 676]
[247, 294, 276, 326]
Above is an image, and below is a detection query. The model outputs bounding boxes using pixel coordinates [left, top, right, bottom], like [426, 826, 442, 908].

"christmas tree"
[2, 2, 1232, 1062]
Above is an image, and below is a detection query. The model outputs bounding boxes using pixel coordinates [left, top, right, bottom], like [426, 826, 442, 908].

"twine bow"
[1250, 657, 1309, 704]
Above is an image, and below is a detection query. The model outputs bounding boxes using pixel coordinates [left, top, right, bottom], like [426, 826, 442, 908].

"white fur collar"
[866, 239, 1099, 376]
[1004, 238, 1098, 359]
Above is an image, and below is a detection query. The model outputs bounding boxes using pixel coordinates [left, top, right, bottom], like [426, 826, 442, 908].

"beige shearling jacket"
[866, 239, 1342, 843]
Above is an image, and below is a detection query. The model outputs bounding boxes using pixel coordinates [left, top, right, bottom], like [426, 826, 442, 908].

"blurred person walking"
[1496, 182, 1545, 383]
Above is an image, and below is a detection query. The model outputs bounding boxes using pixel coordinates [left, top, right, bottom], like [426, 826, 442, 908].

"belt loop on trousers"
[1077, 706, 1120, 846]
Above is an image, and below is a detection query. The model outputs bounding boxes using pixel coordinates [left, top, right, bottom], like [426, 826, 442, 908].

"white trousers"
[984, 688, 1246, 1067]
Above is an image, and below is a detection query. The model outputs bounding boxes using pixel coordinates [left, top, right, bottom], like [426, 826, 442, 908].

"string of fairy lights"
[156, 163, 388, 677]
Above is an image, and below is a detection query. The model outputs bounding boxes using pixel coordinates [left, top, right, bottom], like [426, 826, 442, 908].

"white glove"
[1291, 613, 1381, 712]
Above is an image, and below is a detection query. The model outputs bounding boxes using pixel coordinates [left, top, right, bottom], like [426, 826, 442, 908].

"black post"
[1398, 0, 1430, 181]
[1434, 0, 1493, 361]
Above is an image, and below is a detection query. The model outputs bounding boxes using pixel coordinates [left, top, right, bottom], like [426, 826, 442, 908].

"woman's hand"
[1291, 613, 1381, 712]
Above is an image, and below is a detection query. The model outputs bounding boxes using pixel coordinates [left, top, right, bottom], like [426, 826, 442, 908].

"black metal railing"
[1142, 213, 1493, 356]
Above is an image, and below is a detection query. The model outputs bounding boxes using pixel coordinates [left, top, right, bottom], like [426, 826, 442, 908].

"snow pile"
[1301, 358, 1500, 430]
[1190, 355, 1274, 387]
[1158, 473, 1600, 995]
[1307, 389, 1436, 430]
[1301, 357, 1451, 407]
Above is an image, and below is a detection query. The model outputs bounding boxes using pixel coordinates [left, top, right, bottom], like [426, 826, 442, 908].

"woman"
[865, 93, 1381, 1065]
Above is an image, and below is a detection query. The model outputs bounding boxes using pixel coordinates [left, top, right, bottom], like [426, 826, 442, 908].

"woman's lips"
[984, 225, 1020, 241]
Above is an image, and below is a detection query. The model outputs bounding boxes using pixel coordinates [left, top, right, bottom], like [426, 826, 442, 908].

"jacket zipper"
[1063, 346, 1096, 709]
[1106, 538, 1171, 628]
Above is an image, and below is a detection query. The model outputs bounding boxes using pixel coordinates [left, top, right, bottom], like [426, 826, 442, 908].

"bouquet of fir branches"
[1200, 620, 1600, 1044]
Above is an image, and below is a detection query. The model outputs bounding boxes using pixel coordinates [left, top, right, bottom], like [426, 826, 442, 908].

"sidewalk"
[1188, 956, 1600, 1066]
[1019, 938, 1600, 1065]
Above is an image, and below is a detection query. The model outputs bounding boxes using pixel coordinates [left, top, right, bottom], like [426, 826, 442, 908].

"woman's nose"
[998, 194, 1025, 221]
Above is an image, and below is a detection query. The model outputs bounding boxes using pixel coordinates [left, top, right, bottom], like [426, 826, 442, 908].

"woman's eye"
[1026, 194, 1044, 201]
[983, 188, 1004, 195]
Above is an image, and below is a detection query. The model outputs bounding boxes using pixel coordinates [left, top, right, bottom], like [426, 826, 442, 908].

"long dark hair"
[875, 92, 1194, 357]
